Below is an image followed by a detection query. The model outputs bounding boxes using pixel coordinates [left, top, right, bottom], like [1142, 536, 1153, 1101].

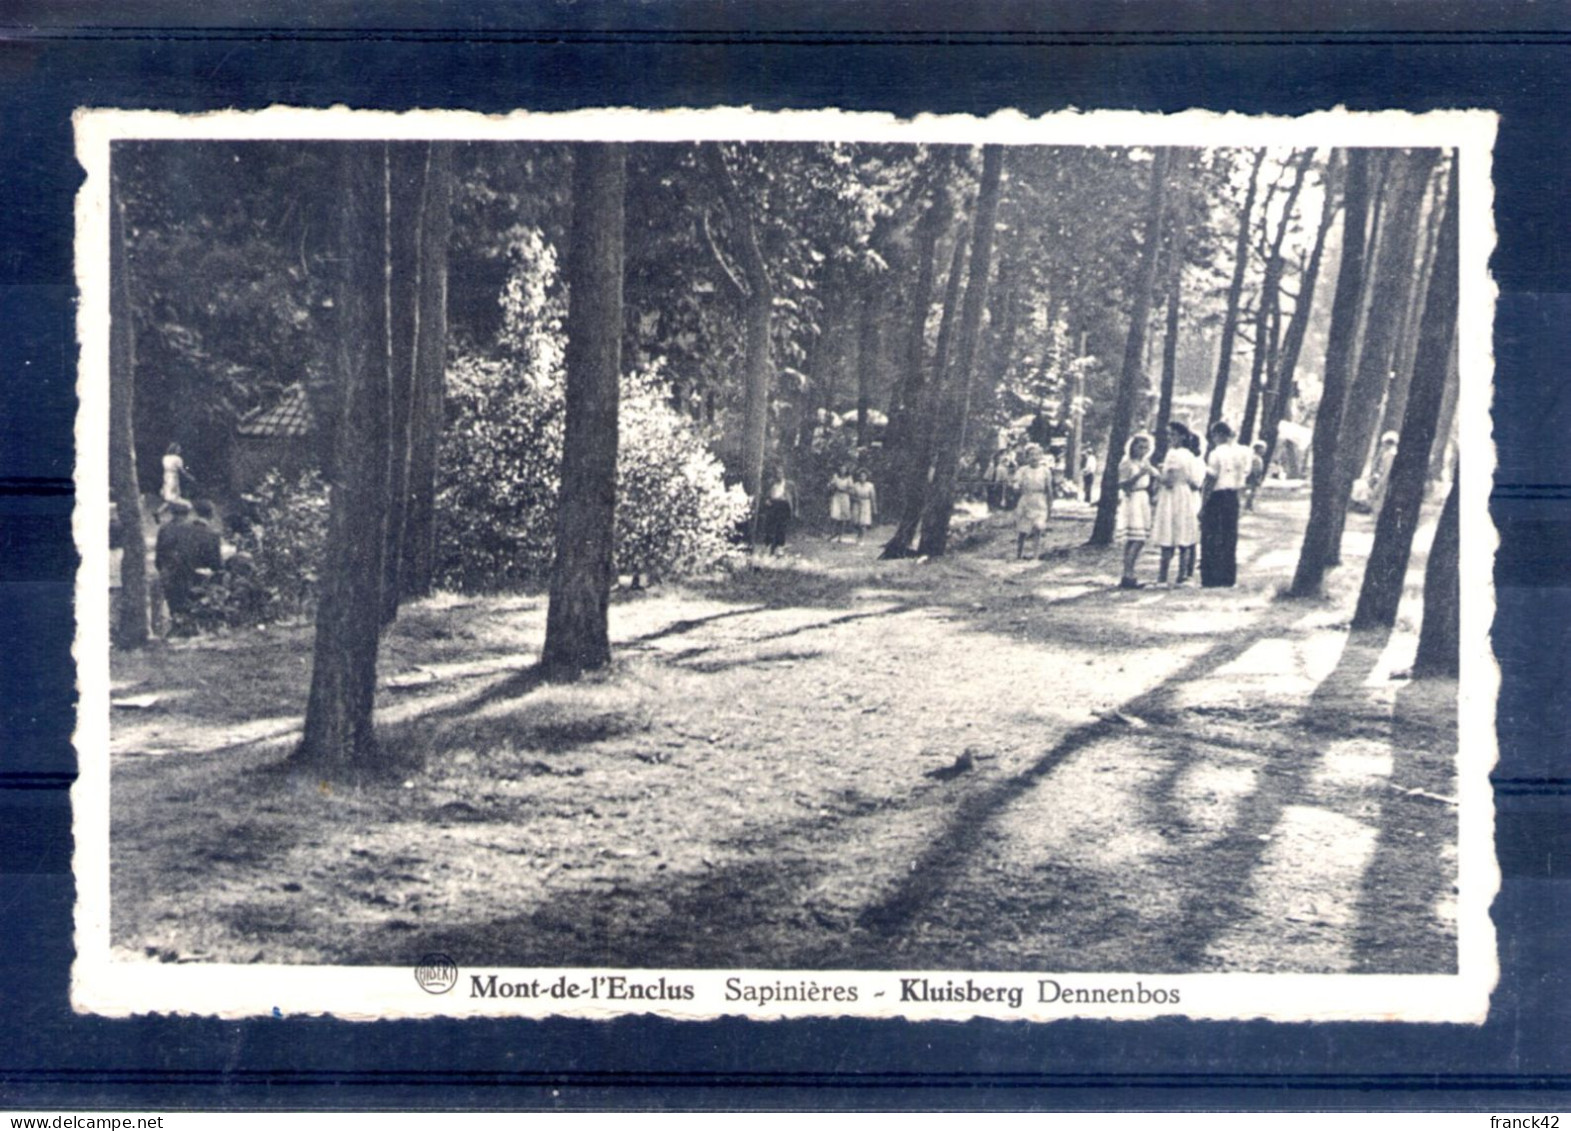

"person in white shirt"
[1200, 420, 1254, 588]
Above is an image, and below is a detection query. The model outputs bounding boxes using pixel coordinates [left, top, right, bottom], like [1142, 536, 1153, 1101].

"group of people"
[825, 465, 879, 543]
[1114, 419, 1260, 591]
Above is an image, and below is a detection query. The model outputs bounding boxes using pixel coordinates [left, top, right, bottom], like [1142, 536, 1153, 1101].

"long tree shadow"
[1133, 623, 1397, 971]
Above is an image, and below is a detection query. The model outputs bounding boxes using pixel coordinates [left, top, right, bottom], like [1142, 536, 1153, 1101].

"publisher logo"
[414, 953, 458, 994]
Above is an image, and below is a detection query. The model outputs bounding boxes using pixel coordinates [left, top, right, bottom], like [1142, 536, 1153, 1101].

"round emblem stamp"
[414, 953, 458, 994]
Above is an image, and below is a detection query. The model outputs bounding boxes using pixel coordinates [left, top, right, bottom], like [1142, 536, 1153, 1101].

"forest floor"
[107, 487, 1459, 974]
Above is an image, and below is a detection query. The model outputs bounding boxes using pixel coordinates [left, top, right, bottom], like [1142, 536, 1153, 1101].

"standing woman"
[161, 442, 189, 504]
[761, 466, 799, 557]
[1115, 433, 1158, 589]
[826, 463, 854, 541]
[1012, 443, 1052, 560]
[1200, 420, 1253, 587]
[1151, 421, 1202, 587]
[849, 468, 878, 543]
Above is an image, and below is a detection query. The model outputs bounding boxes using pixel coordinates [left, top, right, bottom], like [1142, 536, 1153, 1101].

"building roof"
[236, 384, 315, 438]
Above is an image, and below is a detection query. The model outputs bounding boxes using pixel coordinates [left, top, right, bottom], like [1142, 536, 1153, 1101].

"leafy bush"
[436, 354, 748, 592]
[186, 469, 330, 630]
[436, 225, 748, 592]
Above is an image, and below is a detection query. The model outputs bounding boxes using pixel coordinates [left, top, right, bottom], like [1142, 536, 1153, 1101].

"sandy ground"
[107, 490, 1458, 973]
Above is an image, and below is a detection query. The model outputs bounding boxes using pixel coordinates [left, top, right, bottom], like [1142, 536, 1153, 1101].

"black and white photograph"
[72, 107, 1497, 1022]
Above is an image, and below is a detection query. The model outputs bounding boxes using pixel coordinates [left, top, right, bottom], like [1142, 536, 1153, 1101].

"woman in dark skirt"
[761, 468, 799, 556]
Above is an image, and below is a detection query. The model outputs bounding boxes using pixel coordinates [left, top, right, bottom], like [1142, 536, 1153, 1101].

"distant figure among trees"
[827, 464, 854, 541]
[1081, 451, 1097, 505]
[850, 469, 877, 542]
[155, 497, 222, 630]
[762, 468, 799, 556]
[1244, 440, 1267, 511]
[1012, 443, 1052, 560]
[1152, 421, 1202, 587]
[1200, 420, 1254, 588]
[161, 441, 190, 505]
[1116, 433, 1157, 590]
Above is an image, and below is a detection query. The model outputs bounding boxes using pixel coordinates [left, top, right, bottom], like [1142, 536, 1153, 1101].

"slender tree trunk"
[1154, 180, 1188, 461]
[884, 222, 968, 558]
[703, 145, 773, 529]
[1091, 147, 1172, 546]
[297, 144, 395, 772]
[1241, 150, 1313, 444]
[379, 144, 428, 624]
[1430, 333, 1461, 479]
[919, 146, 1006, 558]
[110, 188, 150, 649]
[400, 142, 455, 600]
[1209, 148, 1266, 429]
[540, 144, 627, 679]
[1412, 468, 1460, 678]
[1352, 157, 1459, 629]
[856, 288, 878, 447]
[1381, 165, 1447, 441]
[1263, 153, 1340, 473]
[1289, 149, 1374, 597]
[1327, 150, 1438, 562]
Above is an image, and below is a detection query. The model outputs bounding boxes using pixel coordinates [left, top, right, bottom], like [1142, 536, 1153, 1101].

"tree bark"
[1262, 152, 1340, 473]
[919, 146, 1006, 558]
[110, 187, 150, 649]
[1240, 149, 1313, 444]
[856, 287, 878, 448]
[1154, 165, 1188, 461]
[1380, 163, 1447, 441]
[379, 144, 428, 624]
[540, 144, 627, 679]
[1208, 148, 1266, 429]
[1289, 148, 1374, 597]
[1091, 146, 1172, 547]
[884, 220, 968, 558]
[1327, 150, 1438, 562]
[1412, 468, 1460, 678]
[400, 141, 456, 600]
[702, 145, 773, 530]
[296, 144, 395, 772]
[1351, 156, 1459, 629]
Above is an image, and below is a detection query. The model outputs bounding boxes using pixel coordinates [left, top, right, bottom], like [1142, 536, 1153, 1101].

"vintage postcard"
[71, 106, 1497, 1022]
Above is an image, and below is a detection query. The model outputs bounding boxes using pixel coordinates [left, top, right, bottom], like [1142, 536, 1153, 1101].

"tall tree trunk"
[1091, 146, 1172, 546]
[379, 144, 428, 624]
[1241, 149, 1313, 444]
[400, 141, 455, 601]
[702, 145, 773, 529]
[540, 144, 627, 679]
[1327, 150, 1438, 562]
[1412, 468, 1460, 678]
[856, 288, 878, 447]
[1429, 332, 1461, 480]
[1380, 164, 1447, 441]
[919, 145, 1006, 558]
[884, 222, 968, 558]
[109, 187, 150, 649]
[1289, 148, 1374, 597]
[296, 143, 395, 773]
[1153, 173, 1188, 461]
[1209, 148, 1266, 429]
[1351, 156, 1459, 629]
[887, 194, 944, 458]
[1263, 153, 1341, 473]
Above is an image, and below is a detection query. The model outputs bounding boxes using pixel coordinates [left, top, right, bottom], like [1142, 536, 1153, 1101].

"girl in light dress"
[826, 463, 854, 541]
[849, 468, 877, 542]
[1012, 444, 1053, 559]
[1115, 432, 1158, 590]
[1151, 420, 1203, 587]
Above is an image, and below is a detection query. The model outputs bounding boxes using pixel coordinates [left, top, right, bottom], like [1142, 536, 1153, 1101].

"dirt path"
[109, 493, 1458, 973]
